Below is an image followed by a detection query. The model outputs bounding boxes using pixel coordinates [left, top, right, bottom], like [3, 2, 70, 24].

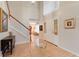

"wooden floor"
[9, 41, 76, 57]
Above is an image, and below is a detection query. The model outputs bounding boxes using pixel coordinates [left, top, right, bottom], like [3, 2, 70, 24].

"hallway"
[0, 1, 79, 57]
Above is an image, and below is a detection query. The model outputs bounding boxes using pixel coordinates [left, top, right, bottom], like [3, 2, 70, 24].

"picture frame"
[54, 19, 58, 35]
[39, 25, 43, 31]
[44, 22, 46, 33]
[64, 18, 75, 29]
[0, 8, 8, 32]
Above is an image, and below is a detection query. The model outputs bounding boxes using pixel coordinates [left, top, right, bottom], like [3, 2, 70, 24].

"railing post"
[29, 26, 32, 56]
[29, 26, 32, 45]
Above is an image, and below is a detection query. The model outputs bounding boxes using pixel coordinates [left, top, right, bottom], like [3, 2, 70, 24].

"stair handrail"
[10, 14, 30, 31]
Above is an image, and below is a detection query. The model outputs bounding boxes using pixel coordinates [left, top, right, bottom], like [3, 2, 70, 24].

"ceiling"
[8, 1, 39, 7]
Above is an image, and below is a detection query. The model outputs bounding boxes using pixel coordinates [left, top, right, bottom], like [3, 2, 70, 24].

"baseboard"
[15, 40, 29, 45]
[44, 40, 58, 47]
[45, 39, 79, 56]
[15, 38, 79, 56]
[58, 45, 79, 57]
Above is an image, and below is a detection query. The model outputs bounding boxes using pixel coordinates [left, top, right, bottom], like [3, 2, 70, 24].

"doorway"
[29, 23, 40, 47]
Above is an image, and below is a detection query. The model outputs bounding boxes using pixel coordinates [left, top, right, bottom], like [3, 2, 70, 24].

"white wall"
[8, 1, 29, 26]
[9, 26, 29, 44]
[58, 2, 79, 56]
[8, 1, 39, 24]
[43, 1, 59, 16]
[44, 11, 59, 45]
[44, 1, 79, 56]
[43, 1, 59, 45]
[9, 17, 29, 44]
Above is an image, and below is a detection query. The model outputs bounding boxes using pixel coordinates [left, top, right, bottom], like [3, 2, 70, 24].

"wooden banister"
[10, 14, 30, 31]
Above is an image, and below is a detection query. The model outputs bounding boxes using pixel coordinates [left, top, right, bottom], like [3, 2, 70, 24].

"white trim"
[45, 39, 58, 45]
[15, 40, 29, 45]
[58, 45, 79, 57]
[44, 34, 79, 56]
[46, 39, 79, 56]
[44, 35, 58, 45]
[46, 38, 79, 56]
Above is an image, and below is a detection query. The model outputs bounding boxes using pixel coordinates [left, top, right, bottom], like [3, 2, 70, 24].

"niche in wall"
[0, 8, 8, 32]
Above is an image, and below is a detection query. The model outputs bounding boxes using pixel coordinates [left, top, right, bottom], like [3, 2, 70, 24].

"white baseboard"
[45, 35, 79, 57]
[45, 39, 58, 46]
[58, 45, 79, 57]
[45, 37, 79, 57]
[15, 40, 29, 45]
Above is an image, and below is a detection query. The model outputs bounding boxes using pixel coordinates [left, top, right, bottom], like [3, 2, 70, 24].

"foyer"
[0, 1, 79, 57]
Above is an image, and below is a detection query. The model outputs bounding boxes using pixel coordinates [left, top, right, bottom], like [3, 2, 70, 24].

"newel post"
[29, 26, 32, 44]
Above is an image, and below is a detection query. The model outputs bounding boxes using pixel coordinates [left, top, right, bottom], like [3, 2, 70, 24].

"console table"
[1, 36, 15, 57]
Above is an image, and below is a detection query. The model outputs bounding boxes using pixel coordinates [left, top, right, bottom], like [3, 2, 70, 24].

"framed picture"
[0, 8, 8, 32]
[39, 25, 43, 31]
[54, 19, 58, 35]
[64, 18, 75, 29]
[44, 22, 46, 33]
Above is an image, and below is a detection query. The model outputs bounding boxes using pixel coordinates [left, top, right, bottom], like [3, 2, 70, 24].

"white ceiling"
[8, 1, 39, 7]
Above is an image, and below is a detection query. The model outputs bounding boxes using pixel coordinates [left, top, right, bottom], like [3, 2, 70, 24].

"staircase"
[6, 1, 31, 45]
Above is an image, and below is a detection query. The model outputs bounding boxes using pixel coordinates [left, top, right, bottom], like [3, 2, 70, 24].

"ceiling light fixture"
[31, 1, 36, 3]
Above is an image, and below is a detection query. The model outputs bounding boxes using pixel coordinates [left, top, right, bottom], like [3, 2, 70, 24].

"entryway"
[29, 22, 40, 48]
